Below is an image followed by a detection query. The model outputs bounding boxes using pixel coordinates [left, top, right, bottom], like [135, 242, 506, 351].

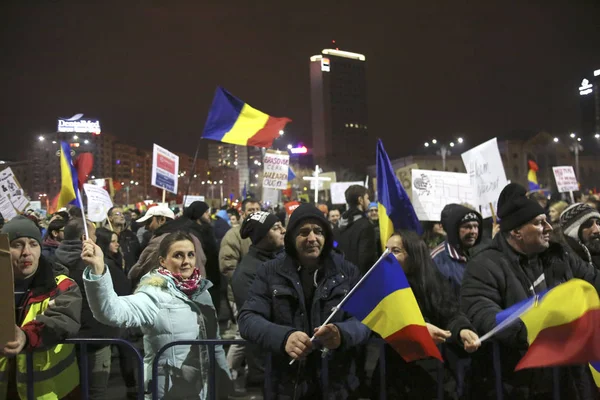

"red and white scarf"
[157, 267, 201, 297]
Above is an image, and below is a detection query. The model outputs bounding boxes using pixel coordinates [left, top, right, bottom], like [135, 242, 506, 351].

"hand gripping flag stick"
[289, 249, 390, 365]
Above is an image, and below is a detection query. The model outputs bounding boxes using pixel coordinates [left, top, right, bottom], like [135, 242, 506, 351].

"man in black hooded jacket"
[431, 204, 482, 297]
[336, 184, 376, 275]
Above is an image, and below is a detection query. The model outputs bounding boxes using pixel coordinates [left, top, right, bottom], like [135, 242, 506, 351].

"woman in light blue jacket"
[81, 231, 231, 399]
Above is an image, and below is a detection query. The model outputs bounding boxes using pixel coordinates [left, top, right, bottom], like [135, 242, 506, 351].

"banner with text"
[262, 151, 289, 189]
[151, 144, 179, 194]
[83, 183, 114, 222]
[461, 138, 508, 218]
[411, 169, 475, 221]
[552, 166, 579, 193]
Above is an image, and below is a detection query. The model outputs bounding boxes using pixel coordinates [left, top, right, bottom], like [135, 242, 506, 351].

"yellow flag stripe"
[221, 103, 269, 145]
[521, 279, 600, 344]
[362, 287, 426, 338]
[378, 203, 394, 252]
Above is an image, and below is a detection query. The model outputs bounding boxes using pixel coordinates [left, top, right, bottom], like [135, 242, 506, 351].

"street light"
[73, 135, 78, 140]
[279, 130, 284, 135]
[38, 135, 44, 141]
[424, 137, 464, 171]
[84, 139, 89, 144]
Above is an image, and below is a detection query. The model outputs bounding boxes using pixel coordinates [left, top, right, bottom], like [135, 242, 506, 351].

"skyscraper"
[310, 48, 369, 172]
[207, 142, 249, 196]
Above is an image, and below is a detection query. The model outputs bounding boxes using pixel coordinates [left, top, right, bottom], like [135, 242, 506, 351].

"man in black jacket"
[231, 211, 285, 394]
[461, 183, 600, 398]
[55, 218, 132, 400]
[238, 203, 370, 399]
[336, 185, 377, 275]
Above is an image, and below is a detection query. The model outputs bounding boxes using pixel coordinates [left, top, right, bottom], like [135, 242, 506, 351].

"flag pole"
[76, 188, 90, 239]
[289, 249, 390, 365]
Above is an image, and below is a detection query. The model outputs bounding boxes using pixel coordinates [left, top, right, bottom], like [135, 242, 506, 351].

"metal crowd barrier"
[21, 338, 564, 399]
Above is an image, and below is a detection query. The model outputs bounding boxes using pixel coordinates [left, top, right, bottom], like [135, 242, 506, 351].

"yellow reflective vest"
[0, 275, 79, 400]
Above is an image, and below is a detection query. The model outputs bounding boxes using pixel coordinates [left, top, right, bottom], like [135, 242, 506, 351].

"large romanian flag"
[57, 141, 81, 210]
[376, 139, 422, 252]
[341, 253, 442, 362]
[495, 279, 600, 371]
[202, 87, 292, 148]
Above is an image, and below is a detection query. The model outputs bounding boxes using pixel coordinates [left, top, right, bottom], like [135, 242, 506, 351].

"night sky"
[2, 1, 600, 161]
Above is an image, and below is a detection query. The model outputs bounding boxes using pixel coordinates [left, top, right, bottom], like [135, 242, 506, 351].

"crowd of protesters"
[3, 184, 600, 399]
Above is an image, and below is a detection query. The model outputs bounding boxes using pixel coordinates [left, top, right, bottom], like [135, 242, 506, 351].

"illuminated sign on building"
[57, 114, 101, 133]
[579, 79, 593, 96]
[290, 146, 309, 154]
[321, 57, 330, 72]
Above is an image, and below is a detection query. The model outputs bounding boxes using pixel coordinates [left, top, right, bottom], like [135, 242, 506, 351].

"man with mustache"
[238, 203, 370, 399]
[461, 183, 600, 397]
[560, 203, 600, 269]
[431, 204, 482, 298]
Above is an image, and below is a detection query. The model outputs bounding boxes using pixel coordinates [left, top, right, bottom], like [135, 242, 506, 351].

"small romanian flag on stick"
[493, 279, 600, 371]
[202, 87, 292, 148]
[341, 253, 442, 362]
[57, 141, 81, 210]
[590, 362, 600, 390]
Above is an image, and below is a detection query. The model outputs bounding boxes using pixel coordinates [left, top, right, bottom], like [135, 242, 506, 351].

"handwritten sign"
[0, 167, 30, 215]
[396, 163, 419, 201]
[183, 195, 205, 208]
[552, 166, 579, 193]
[151, 144, 179, 194]
[411, 169, 475, 221]
[461, 138, 508, 218]
[84, 184, 114, 222]
[330, 182, 364, 205]
[262, 152, 289, 189]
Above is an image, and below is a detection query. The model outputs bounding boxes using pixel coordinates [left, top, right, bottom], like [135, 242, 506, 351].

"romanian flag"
[376, 139, 422, 252]
[528, 160, 540, 191]
[341, 253, 441, 362]
[202, 87, 292, 148]
[57, 141, 81, 210]
[494, 279, 600, 371]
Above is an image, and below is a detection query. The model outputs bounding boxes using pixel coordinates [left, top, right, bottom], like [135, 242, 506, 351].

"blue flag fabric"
[288, 167, 296, 181]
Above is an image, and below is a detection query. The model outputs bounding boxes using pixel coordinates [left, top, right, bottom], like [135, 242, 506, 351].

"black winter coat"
[461, 233, 600, 396]
[231, 246, 280, 311]
[336, 208, 377, 275]
[238, 252, 371, 399]
[118, 229, 141, 275]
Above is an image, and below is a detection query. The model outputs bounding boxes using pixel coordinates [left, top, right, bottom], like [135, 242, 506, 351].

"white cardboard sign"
[262, 152, 289, 189]
[183, 195, 206, 208]
[411, 169, 475, 221]
[330, 182, 364, 205]
[552, 166, 579, 193]
[0, 167, 30, 214]
[461, 138, 508, 218]
[83, 184, 114, 222]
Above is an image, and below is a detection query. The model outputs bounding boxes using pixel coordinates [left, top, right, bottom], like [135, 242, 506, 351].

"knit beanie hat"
[368, 202, 378, 210]
[240, 211, 279, 245]
[1, 215, 42, 245]
[183, 201, 210, 221]
[497, 183, 545, 232]
[560, 203, 600, 242]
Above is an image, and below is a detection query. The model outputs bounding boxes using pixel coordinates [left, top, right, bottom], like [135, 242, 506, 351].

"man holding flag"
[461, 183, 600, 397]
[238, 203, 370, 399]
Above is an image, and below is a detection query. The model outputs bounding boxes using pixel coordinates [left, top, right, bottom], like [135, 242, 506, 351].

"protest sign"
[284, 201, 300, 216]
[84, 184, 114, 222]
[410, 169, 475, 221]
[151, 144, 179, 194]
[330, 182, 364, 205]
[262, 151, 289, 189]
[183, 195, 206, 208]
[461, 138, 508, 218]
[552, 166, 579, 193]
[0, 234, 15, 344]
[262, 187, 280, 206]
[0, 167, 30, 214]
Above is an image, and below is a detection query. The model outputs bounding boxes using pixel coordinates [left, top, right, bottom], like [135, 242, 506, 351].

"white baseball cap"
[137, 205, 175, 223]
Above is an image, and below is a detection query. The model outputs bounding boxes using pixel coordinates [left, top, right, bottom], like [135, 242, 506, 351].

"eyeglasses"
[297, 227, 324, 237]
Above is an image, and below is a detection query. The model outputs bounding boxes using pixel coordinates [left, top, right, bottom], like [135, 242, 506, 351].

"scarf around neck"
[157, 267, 201, 297]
